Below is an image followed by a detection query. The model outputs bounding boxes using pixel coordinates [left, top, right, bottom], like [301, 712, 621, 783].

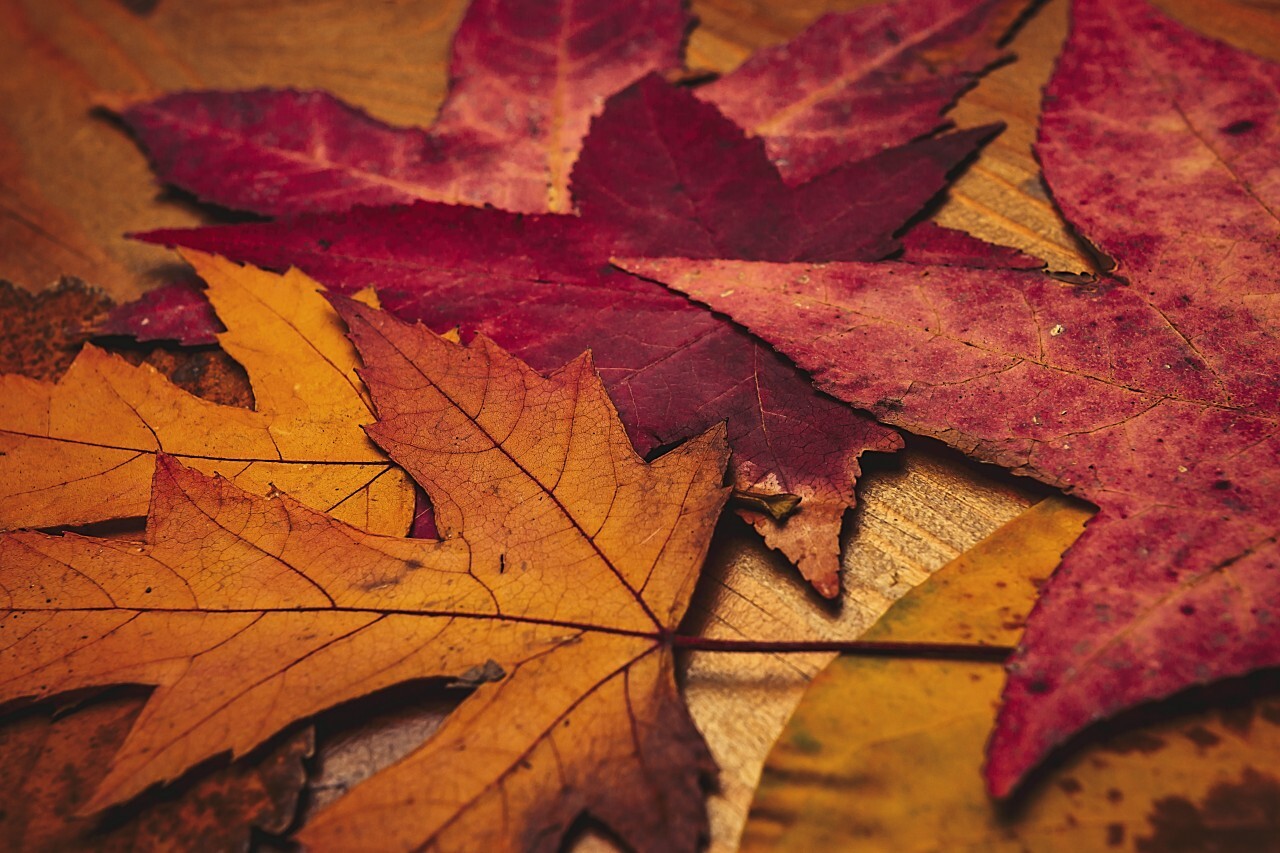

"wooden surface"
[2, 0, 1279, 850]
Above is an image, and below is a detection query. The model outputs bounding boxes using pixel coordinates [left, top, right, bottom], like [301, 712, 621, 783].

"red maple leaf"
[625, 0, 1280, 796]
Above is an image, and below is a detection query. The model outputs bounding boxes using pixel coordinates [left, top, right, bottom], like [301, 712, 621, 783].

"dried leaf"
[0, 298, 730, 851]
[701, 0, 1026, 183]
[0, 251, 412, 534]
[96, 277, 223, 346]
[628, 0, 1280, 796]
[0, 695, 311, 851]
[898, 221, 1044, 269]
[0, 279, 113, 381]
[112, 0, 1026, 219]
[745, 497, 1280, 852]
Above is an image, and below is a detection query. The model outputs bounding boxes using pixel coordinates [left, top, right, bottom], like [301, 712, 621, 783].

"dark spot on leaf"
[875, 396, 905, 412]
[1107, 823, 1125, 846]
[1058, 777, 1083, 794]
[144, 587, 152, 594]
[1027, 677, 1052, 695]
[404, 559, 424, 571]
[1103, 731, 1164, 754]
[1136, 768, 1280, 851]
[1213, 480, 1232, 490]
[1181, 604, 1196, 616]
[317, 238, 333, 250]
[116, 0, 159, 13]
[1221, 119, 1256, 136]
[456, 659, 506, 686]
[1108, 788, 1124, 803]
[1183, 725, 1221, 748]
[1219, 704, 1256, 734]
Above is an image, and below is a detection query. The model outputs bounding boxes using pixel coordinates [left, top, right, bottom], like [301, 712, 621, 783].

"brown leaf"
[0, 250, 413, 535]
[0, 695, 311, 851]
[0, 298, 731, 851]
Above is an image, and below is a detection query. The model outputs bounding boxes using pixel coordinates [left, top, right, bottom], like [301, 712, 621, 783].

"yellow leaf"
[0, 250, 413, 535]
[745, 498, 1280, 850]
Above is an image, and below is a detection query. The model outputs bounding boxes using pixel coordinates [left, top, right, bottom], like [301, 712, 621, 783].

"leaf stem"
[668, 635, 1013, 662]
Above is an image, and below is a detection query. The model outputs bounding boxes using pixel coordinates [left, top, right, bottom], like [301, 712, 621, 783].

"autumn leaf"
[113, 0, 687, 217]
[898, 221, 1044, 269]
[0, 250, 413, 535]
[628, 0, 1280, 796]
[700, 0, 1025, 184]
[96, 276, 223, 347]
[0, 298, 730, 851]
[0, 696, 311, 851]
[745, 497, 1280, 851]
[134, 74, 1003, 596]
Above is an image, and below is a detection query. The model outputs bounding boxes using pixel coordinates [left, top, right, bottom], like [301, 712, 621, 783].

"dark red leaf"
[629, 0, 1280, 798]
[96, 277, 222, 345]
[898, 221, 1044, 269]
[574, 75, 1003, 263]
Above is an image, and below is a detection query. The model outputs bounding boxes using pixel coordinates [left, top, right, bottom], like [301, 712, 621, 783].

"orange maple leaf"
[0, 298, 729, 851]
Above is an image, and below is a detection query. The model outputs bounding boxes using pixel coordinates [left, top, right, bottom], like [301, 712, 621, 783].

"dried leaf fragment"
[0, 696, 311, 852]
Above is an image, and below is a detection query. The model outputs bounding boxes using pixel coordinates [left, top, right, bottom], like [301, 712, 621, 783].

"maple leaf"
[624, 0, 1280, 798]
[700, 0, 1025, 184]
[0, 298, 730, 851]
[138, 74, 1001, 595]
[0, 250, 413, 535]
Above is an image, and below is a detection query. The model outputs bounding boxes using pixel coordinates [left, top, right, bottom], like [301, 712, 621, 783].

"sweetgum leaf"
[898, 221, 1044, 269]
[115, 0, 688, 216]
[626, 0, 1280, 797]
[701, 0, 1026, 184]
[96, 277, 222, 346]
[137, 77, 1001, 595]
[0, 298, 730, 851]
